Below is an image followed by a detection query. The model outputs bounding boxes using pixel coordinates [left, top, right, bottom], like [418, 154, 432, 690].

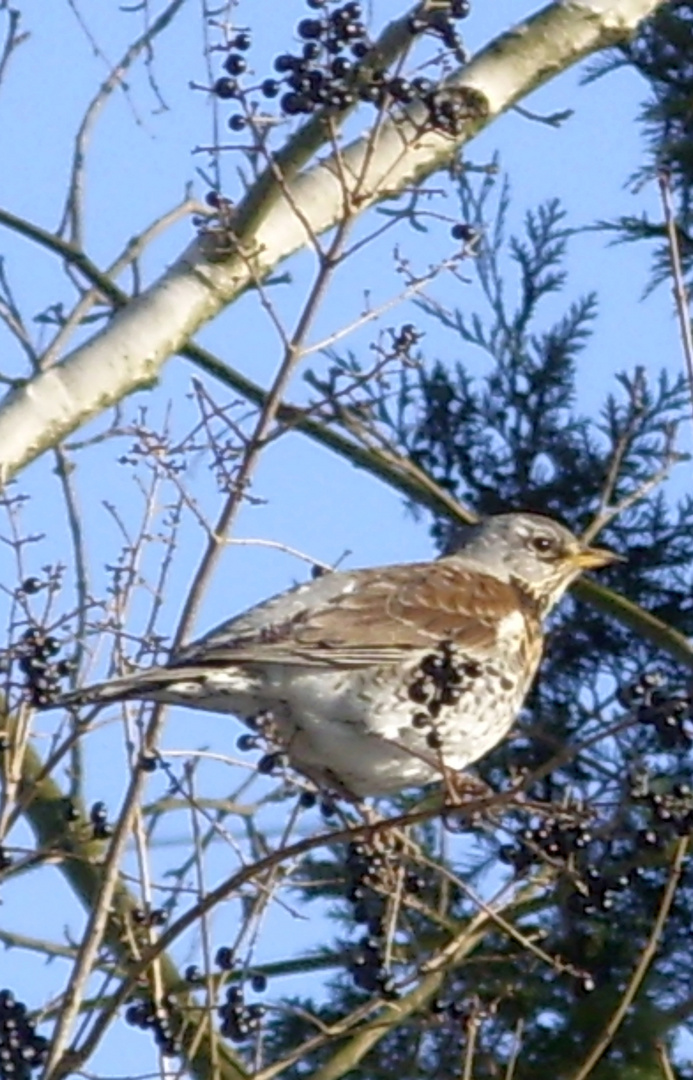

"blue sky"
[0, 0, 687, 1074]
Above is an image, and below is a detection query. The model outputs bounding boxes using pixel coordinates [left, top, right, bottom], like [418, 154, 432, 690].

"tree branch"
[0, 0, 665, 483]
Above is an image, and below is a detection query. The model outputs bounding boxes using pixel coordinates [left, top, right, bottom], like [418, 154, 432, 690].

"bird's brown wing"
[173, 561, 535, 670]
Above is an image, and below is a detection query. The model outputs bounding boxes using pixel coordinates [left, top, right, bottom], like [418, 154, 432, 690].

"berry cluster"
[349, 934, 397, 998]
[272, 1, 368, 118]
[345, 840, 396, 996]
[0, 989, 49, 1080]
[499, 816, 592, 874]
[16, 628, 71, 708]
[132, 906, 167, 928]
[565, 866, 632, 918]
[407, 641, 480, 751]
[125, 996, 180, 1058]
[236, 713, 302, 789]
[345, 840, 389, 934]
[236, 715, 339, 813]
[630, 771, 693, 845]
[209, 950, 268, 1043]
[619, 673, 693, 750]
[210, 0, 479, 137]
[499, 815, 635, 928]
[344, 837, 426, 999]
[429, 995, 475, 1024]
[217, 987, 265, 1044]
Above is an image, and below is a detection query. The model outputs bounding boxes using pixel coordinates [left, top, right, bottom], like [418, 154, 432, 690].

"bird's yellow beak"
[570, 544, 625, 570]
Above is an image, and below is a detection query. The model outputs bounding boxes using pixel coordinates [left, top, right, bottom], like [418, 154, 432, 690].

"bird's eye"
[528, 534, 556, 556]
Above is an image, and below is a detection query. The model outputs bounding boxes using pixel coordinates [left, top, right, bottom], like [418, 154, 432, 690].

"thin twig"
[570, 836, 689, 1080]
[58, 0, 187, 245]
[658, 168, 693, 427]
[173, 217, 354, 646]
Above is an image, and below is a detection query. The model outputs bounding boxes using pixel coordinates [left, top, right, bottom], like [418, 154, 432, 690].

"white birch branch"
[0, 0, 663, 483]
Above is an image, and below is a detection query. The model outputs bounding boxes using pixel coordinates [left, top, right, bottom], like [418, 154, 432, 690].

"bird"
[50, 512, 620, 799]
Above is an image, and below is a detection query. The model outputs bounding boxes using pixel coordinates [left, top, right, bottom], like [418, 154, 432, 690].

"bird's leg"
[440, 769, 496, 831]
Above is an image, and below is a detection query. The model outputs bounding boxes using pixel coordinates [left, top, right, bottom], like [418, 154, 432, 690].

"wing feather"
[170, 560, 531, 671]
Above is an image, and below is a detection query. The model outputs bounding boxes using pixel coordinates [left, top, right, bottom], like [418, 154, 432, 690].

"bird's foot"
[441, 771, 495, 831]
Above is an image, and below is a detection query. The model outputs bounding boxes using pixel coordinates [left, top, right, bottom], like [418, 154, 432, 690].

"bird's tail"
[47, 667, 174, 710]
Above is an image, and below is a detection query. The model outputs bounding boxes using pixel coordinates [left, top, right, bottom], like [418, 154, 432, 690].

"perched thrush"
[52, 513, 619, 798]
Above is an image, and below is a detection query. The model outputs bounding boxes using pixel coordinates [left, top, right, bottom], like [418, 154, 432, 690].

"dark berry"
[298, 17, 324, 39]
[232, 32, 251, 51]
[409, 678, 430, 704]
[251, 973, 268, 993]
[405, 872, 426, 895]
[228, 114, 247, 131]
[274, 54, 298, 73]
[298, 790, 317, 809]
[257, 751, 285, 774]
[451, 222, 476, 242]
[331, 57, 352, 78]
[261, 78, 280, 98]
[223, 54, 247, 77]
[302, 41, 321, 61]
[21, 577, 41, 594]
[412, 76, 434, 95]
[358, 82, 384, 104]
[351, 41, 370, 59]
[288, 70, 314, 93]
[90, 801, 108, 824]
[213, 77, 239, 99]
[388, 77, 414, 103]
[125, 1003, 146, 1027]
[215, 946, 234, 970]
[281, 91, 312, 115]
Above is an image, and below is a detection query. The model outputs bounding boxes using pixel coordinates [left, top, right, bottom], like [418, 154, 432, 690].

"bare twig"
[58, 0, 187, 245]
[658, 168, 693, 427]
[570, 837, 689, 1080]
